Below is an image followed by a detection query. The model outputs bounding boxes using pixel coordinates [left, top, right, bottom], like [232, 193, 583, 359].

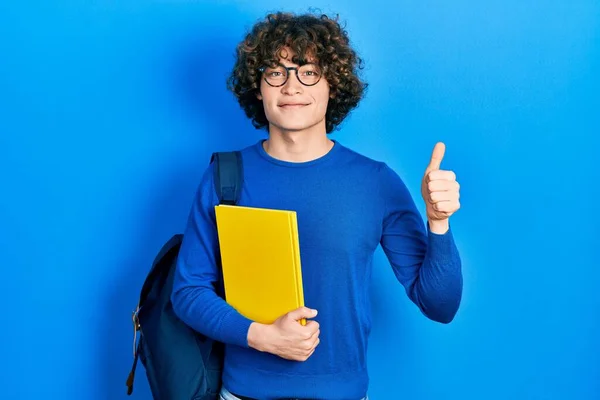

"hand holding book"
[247, 307, 320, 361]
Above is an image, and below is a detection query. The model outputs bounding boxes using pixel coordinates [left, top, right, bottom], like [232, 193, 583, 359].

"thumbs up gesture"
[421, 142, 461, 223]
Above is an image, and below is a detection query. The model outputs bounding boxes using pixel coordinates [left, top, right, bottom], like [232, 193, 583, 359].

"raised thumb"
[427, 142, 446, 171]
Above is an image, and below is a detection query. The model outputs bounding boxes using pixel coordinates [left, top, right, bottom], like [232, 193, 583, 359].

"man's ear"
[256, 91, 263, 101]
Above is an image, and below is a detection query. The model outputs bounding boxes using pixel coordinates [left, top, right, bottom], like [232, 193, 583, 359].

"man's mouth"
[279, 103, 309, 108]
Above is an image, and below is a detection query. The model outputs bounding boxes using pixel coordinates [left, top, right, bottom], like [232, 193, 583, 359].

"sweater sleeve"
[378, 163, 463, 323]
[171, 163, 254, 346]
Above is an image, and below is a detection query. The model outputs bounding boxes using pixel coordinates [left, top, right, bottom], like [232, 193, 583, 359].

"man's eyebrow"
[273, 54, 317, 67]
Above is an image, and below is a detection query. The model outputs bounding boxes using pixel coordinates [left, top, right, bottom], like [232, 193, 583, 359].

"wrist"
[428, 218, 449, 234]
[247, 322, 270, 352]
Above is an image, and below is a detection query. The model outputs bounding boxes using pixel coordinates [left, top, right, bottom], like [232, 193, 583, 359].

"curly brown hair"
[226, 11, 368, 133]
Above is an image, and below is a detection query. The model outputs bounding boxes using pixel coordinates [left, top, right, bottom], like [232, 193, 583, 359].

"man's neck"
[264, 123, 333, 163]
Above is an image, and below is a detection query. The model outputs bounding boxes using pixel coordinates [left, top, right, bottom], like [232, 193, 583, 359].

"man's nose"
[281, 71, 303, 94]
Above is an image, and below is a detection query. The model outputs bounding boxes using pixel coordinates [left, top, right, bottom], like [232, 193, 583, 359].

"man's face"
[257, 48, 331, 133]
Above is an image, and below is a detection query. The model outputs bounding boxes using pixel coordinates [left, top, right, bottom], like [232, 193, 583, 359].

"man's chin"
[274, 122, 312, 133]
[268, 116, 325, 134]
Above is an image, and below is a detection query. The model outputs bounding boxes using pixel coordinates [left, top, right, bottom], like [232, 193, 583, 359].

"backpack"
[126, 151, 243, 400]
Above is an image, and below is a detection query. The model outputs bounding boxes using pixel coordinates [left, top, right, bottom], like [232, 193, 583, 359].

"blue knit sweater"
[171, 139, 462, 400]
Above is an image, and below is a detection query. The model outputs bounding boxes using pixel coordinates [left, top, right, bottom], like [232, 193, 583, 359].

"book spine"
[290, 212, 306, 326]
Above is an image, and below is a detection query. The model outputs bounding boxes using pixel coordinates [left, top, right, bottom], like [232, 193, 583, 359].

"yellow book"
[214, 204, 306, 325]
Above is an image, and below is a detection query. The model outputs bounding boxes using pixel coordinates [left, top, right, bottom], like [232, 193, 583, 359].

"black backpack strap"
[210, 151, 243, 205]
[125, 348, 139, 395]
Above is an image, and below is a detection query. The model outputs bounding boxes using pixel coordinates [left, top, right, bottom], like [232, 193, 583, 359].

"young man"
[171, 11, 462, 400]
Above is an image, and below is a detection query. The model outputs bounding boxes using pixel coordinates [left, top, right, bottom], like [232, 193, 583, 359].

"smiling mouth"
[279, 104, 309, 108]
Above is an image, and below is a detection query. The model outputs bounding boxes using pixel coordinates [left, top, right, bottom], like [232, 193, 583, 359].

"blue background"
[1, 1, 598, 399]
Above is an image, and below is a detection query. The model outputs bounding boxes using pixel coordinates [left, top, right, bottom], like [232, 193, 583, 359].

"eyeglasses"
[258, 63, 323, 87]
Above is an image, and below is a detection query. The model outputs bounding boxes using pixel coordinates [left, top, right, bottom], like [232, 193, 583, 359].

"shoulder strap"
[210, 151, 243, 205]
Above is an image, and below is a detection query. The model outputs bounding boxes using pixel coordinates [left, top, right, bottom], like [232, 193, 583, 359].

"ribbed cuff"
[426, 221, 459, 265]
[218, 309, 254, 348]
